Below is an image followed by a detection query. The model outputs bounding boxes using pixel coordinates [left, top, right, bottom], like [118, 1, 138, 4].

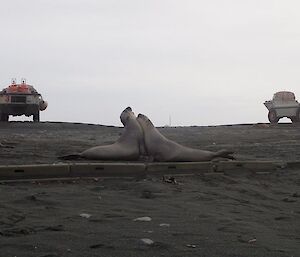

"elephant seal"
[137, 113, 234, 162]
[60, 107, 145, 160]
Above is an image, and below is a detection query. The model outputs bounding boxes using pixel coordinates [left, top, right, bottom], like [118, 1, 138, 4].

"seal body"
[137, 113, 233, 162]
[81, 107, 145, 160]
[61, 107, 145, 161]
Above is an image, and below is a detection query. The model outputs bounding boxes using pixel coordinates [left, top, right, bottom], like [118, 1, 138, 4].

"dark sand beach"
[0, 122, 299, 257]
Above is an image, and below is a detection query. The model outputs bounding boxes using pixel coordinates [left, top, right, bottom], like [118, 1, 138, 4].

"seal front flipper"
[58, 154, 83, 160]
[214, 150, 235, 160]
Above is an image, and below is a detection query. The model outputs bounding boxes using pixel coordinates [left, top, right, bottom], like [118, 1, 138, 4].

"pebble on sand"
[133, 216, 152, 222]
[140, 238, 154, 245]
[159, 223, 170, 227]
[79, 213, 92, 219]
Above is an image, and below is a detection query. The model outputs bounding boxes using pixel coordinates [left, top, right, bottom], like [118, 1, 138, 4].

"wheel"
[0, 113, 9, 122]
[294, 109, 300, 123]
[268, 110, 279, 124]
[290, 116, 299, 123]
[33, 112, 40, 122]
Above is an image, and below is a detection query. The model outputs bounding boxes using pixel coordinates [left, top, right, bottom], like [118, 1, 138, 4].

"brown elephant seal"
[137, 113, 234, 162]
[60, 107, 145, 160]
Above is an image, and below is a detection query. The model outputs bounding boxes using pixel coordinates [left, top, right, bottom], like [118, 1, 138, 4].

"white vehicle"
[0, 79, 48, 122]
[264, 91, 300, 123]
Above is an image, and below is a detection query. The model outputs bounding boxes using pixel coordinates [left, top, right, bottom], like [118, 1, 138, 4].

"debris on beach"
[162, 176, 178, 184]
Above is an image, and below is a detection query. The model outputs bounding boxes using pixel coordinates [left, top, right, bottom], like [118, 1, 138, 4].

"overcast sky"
[1, 0, 300, 126]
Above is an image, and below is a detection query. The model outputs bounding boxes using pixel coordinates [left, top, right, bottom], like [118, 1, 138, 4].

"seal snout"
[125, 107, 132, 111]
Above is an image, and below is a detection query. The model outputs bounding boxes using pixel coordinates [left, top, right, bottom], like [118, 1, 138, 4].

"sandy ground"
[0, 122, 299, 257]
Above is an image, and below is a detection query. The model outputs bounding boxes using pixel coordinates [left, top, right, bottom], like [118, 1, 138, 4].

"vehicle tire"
[268, 110, 279, 124]
[291, 117, 298, 123]
[0, 113, 8, 122]
[295, 109, 300, 123]
[33, 112, 40, 122]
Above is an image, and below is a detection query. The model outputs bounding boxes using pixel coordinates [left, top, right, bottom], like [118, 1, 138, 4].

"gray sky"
[1, 0, 300, 126]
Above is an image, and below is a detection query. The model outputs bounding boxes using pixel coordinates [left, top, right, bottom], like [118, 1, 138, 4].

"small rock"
[248, 238, 257, 244]
[90, 244, 104, 249]
[162, 176, 178, 184]
[140, 238, 154, 245]
[27, 195, 37, 201]
[133, 216, 152, 222]
[79, 213, 91, 219]
[159, 223, 170, 227]
[141, 190, 154, 199]
[282, 197, 297, 203]
[274, 216, 289, 221]
[186, 244, 196, 248]
[45, 225, 64, 231]
[0, 143, 14, 148]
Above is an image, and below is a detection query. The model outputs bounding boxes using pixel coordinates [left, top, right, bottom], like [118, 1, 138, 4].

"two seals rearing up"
[60, 107, 145, 160]
[137, 113, 234, 162]
[60, 107, 234, 162]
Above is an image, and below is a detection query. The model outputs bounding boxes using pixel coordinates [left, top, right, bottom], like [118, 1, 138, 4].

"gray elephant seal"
[137, 113, 234, 162]
[60, 107, 145, 160]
